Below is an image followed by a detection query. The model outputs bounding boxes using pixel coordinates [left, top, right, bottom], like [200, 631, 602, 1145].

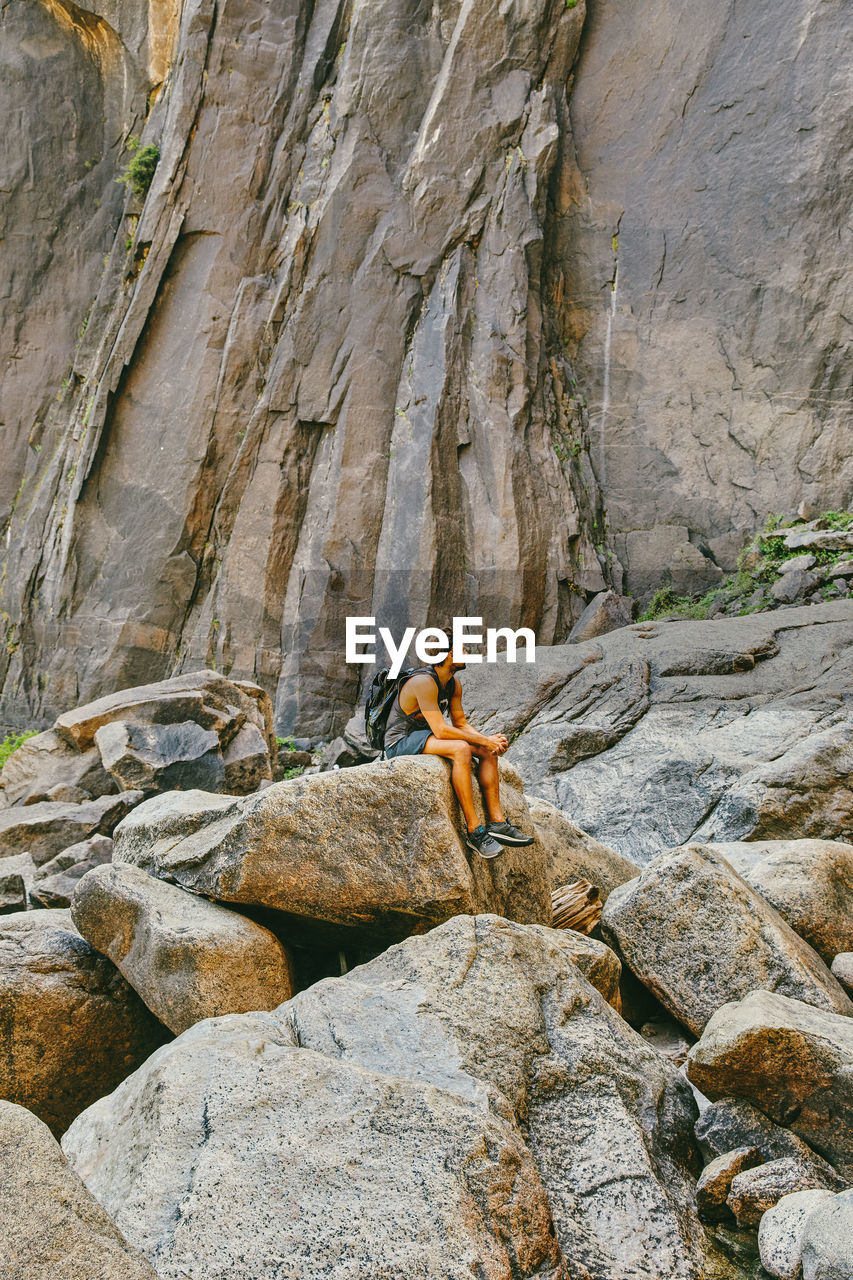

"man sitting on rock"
[382, 626, 534, 859]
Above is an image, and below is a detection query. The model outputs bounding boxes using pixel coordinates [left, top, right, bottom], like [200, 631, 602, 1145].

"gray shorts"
[384, 728, 432, 758]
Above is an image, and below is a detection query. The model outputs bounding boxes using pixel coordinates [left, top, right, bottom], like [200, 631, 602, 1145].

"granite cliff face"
[2, 0, 850, 737]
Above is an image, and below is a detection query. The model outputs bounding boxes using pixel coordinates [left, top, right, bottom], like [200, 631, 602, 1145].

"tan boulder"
[528, 794, 640, 899]
[0, 909, 169, 1135]
[707, 838, 853, 964]
[687, 989, 853, 1179]
[0, 1100, 157, 1279]
[113, 757, 551, 944]
[72, 863, 294, 1035]
[601, 844, 852, 1035]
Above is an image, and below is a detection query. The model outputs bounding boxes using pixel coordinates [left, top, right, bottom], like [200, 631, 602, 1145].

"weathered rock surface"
[0, 729, 115, 808]
[559, 0, 852, 588]
[0, 1100, 158, 1280]
[0, 909, 169, 1135]
[708, 839, 853, 964]
[30, 834, 115, 910]
[63, 915, 709, 1280]
[600, 844, 853, 1035]
[687, 990, 853, 1179]
[463, 603, 853, 863]
[65, 1030, 565, 1280]
[695, 1147, 761, 1222]
[527, 794, 639, 899]
[0, 792, 142, 867]
[113, 757, 551, 945]
[72, 863, 294, 1035]
[695, 1097, 848, 1188]
[758, 1189, 836, 1280]
[726, 1157, 840, 1228]
[801, 1188, 853, 1280]
[95, 719, 225, 794]
[0, 0, 610, 740]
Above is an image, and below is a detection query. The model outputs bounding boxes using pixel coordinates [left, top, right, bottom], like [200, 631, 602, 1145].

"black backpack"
[364, 666, 447, 752]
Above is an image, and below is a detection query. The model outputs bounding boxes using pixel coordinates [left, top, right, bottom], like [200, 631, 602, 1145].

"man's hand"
[485, 734, 509, 755]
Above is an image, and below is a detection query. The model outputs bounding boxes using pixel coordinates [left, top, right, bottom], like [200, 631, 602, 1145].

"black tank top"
[383, 668, 455, 749]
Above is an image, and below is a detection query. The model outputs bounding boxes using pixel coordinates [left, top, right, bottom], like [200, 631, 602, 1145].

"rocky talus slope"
[3, 0, 850, 737]
[0, 611, 851, 1278]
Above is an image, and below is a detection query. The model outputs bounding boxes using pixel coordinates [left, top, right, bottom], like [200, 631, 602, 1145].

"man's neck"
[433, 656, 455, 685]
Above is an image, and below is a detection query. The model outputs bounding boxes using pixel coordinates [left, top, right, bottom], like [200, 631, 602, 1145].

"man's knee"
[448, 740, 472, 764]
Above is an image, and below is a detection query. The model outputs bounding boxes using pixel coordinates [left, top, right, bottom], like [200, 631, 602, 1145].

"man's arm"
[411, 676, 507, 754]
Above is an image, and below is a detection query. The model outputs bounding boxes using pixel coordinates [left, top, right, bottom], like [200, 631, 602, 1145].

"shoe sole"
[488, 831, 535, 847]
[466, 838, 504, 859]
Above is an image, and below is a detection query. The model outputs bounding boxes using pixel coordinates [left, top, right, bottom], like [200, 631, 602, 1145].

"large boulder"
[71, 863, 295, 1035]
[0, 1100, 158, 1280]
[758, 1189, 836, 1280]
[707, 838, 853, 964]
[462, 603, 853, 863]
[0, 729, 115, 807]
[0, 792, 142, 867]
[63, 915, 710, 1280]
[801, 1189, 853, 1280]
[686, 990, 853, 1179]
[112, 758, 552, 945]
[568, 590, 633, 643]
[0, 852, 35, 913]
[63, 1031, 564, 1280]
[527, 795, 639, 899]
[95, 720, 226, 794]
[0, 910, 169, 1135]
[600, 844, 852, 1035]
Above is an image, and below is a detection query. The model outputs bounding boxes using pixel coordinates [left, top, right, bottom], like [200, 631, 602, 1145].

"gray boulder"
[0, 792, 142, 866]
[707, 838, 853, 964]
[112, 757, 551, 945]
[568, 590, 633, 643]
[0, 909, 168, 1135]
[758, 1189, 836, 1280]
[600, 844, 852, 1035]
[0, 852, 35, 913]
[71, 863, 294, 1035]
[63, 915, 710, 1280]
[0, 729, 115, 808]
[687, 990, 853, 1179]
[831, 952, 853, 996]
[771, 569, 818, 603]
[695, 1097, 847, 1188]
[222, 722, 272, 793]
[95, 720, 225, 794]
[30, 834, 114, 909]
[727, 1156, 842, 1228]
[527, 795, 639, 899]
[801, 1189, 853, 1280]
[0, 1100, 158, 1280]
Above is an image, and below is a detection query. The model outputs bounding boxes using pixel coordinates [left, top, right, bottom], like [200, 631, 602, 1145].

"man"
[382, 628, 534, 858]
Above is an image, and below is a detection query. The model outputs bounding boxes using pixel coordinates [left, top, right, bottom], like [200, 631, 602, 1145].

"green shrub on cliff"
[117, 143, 160, 200]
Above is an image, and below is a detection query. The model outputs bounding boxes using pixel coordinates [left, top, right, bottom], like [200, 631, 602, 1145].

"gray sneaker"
[466, 824, 504, 858]
[487, 820, 535, 847]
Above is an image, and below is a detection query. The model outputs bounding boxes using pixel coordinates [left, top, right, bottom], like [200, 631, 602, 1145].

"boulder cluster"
[1, 645, 852, 1279]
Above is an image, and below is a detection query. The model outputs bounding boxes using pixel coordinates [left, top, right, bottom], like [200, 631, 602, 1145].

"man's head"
[429, 622, 467, 675]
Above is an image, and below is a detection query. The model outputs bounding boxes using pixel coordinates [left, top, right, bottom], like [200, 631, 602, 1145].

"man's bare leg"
[422, 736, 481, 831]
[471, 745, 504, 824]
